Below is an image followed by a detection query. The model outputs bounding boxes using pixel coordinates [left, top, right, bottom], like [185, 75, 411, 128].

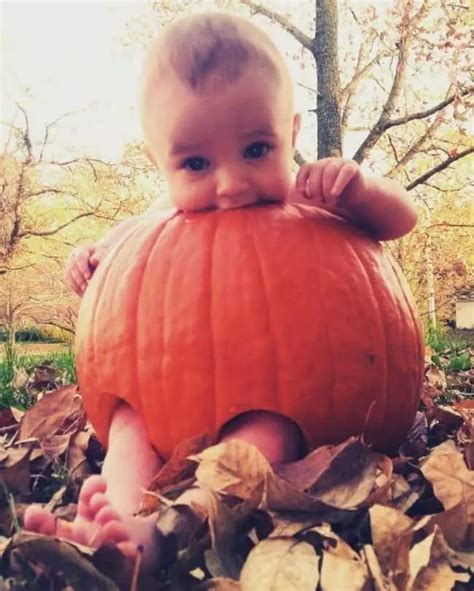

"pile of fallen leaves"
[0, 353, 472, 590]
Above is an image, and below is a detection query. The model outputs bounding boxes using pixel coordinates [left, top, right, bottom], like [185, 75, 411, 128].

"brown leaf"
[0, 445, 34, 495]
[270, 515, 324, 539]
[369, 504, 413, 577]
[308, 439, 392, 510]
[198, 579, 241, 590]
[425, 365, 447, 392]
[320, 550, 369, 591]
[141, 433, 213, 513]
[41, 433, 73, 458]
[425, 501, 474, 553]
[206, 491, 242, 579]
[18, 385, 84, 443]
[431, 405, 464, 433]
[420, 441, 474, 517]
[411, 526, 470, 590]
[386, 474, 421, 513]
[240, 538, 319, 591]
[192, 440, 272, 501]
[363, 544, 394, 591]
[264, 470, 342, 515]
[274, 442, 341, 491]
[66, 429, 94, 480]
[0, 407, 20, 429]
[4, 532, 119, 590]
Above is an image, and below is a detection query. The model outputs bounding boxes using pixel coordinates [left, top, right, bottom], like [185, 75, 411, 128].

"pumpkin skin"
[75, 204, 423, 458]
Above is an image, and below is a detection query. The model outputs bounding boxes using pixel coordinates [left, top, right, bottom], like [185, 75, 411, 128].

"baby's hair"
[151, 12, 284, 92]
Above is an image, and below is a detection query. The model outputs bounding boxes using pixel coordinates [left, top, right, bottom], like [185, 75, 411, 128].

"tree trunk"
[314, 0, 342, 158]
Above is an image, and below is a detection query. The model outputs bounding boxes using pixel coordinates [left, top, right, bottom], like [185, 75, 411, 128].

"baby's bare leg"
[101, 402, 163, 513]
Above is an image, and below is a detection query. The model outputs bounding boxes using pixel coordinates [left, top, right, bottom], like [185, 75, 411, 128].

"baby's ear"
[292, 113, 301, 147]
[143, 144, 159, 168]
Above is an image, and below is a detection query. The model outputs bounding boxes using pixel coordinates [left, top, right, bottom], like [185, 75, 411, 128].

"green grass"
[0, 344, 76, 409]
[426, 325, 471, 372]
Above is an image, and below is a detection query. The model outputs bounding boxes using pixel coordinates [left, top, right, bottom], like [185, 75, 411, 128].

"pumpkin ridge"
[133, 219, 170, 423]
[83, 220, 147, 447]
[160, 217, 188, 450]
[386, 252, 424, 412]
[209, 214, 218, 437]
[348, 240, 388, 437]
[309, 219, 336, 434]
[248, 210, 280, 412]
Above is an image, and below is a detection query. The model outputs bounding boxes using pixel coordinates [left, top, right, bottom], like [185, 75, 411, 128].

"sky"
[1, 0, 145, 161]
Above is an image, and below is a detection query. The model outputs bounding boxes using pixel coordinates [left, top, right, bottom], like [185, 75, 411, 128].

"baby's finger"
[330, 162, 358, 198]
[74, 249, 93, 280]
[320, 161, 343, 201]
[65, 273, 84, 297]
[295, 163, 313, 195]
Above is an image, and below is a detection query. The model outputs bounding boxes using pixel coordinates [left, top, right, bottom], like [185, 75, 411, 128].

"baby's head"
[140, 12, 300, 211]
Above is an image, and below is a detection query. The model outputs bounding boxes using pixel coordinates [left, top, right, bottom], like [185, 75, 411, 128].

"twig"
[0, 424, 19, 434]
[130, 548, 143, 591]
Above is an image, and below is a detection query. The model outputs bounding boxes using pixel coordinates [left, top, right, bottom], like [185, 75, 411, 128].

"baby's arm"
[292, 159, 417, 241]
[65, 211, 152, 296]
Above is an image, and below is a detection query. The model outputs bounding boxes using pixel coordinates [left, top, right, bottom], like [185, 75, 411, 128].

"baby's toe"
[24, 505, 56, 535]
[95, 504, 121, 526]
[88, 492, 110, 517]
[95, 519, 130, 546]
[77, 476, 108, 519]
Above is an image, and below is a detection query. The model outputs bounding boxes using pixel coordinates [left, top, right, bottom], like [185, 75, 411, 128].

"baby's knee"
[217, 410, 307, 465]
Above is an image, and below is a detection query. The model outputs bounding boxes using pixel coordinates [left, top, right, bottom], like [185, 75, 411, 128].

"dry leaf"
[425, 502, 474, 554]
[0, 445, 34, 495]
[420, 440, 474, 518]
[206, 491, 242, 579]
[369, 505, 413, 577]
[363, 544, 393, 591]
[240, 538, 319, 591]
[192, 440, 272, 500]
[18, 385, 83, 443]
[411, 527, 470, 590]
[308, 439, 391, 509]
[320, 550, 369, 591]
[198, 579, 241, 590]
[264, 470, 341, 515]
[425, 365, 447, 392]
[4, 532, 118, 590]
[274, 442, 342, 490]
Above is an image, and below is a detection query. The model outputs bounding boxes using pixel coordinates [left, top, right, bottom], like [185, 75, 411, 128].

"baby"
[25, 11, 417, 571]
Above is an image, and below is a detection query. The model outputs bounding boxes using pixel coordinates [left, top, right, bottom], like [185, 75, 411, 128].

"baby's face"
[142, 67, 299, 212]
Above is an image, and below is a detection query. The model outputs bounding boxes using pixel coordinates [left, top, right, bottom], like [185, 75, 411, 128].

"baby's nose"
[216, 167, 250, 201]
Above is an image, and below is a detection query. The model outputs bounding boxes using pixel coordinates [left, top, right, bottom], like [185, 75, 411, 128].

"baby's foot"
[24, 475, 155, 561]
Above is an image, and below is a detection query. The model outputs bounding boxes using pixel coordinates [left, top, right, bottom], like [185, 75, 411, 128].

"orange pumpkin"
[75, 204, 423, 458]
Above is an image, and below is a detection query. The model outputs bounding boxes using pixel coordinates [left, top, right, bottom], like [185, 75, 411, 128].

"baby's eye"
[244, 142, 271, 159]
[182, 157, 210, 172]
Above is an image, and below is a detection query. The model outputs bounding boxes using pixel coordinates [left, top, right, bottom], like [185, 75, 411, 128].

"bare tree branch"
[27, 188, 69, 198]
[353, 0, 430, 163]
[427, 223, 474, 230]
[387, 110, 445, 177]
[17, 212, 98, 239]
[239, 0, 313, 51]
[405, 147, 474, 191]
[384, 85, 473, 130]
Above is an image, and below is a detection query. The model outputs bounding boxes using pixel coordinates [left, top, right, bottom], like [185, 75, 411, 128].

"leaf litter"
[0, 353, 472, 590]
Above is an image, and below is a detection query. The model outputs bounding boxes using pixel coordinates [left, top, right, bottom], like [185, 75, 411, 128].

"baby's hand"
[294, 158, 367, 212]
[64, 244, 106, 297]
